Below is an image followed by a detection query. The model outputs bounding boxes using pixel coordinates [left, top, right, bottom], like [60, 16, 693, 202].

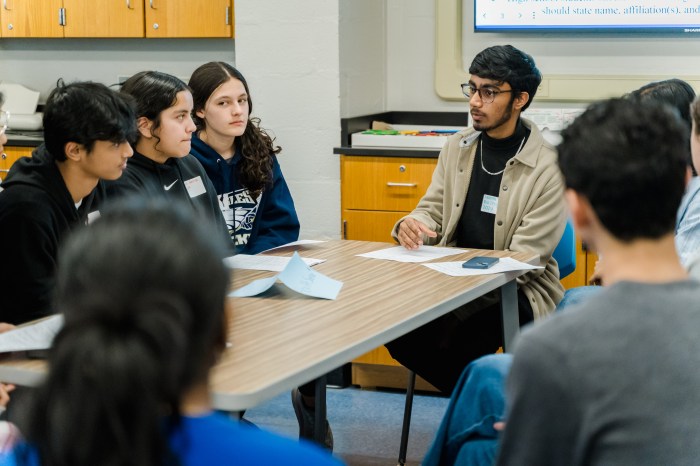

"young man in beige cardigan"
[424, 97, 700, 466]
[388, 45, 566, 394]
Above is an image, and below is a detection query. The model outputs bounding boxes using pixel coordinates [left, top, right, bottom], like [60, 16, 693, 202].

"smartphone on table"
[462, 256, 499, 269]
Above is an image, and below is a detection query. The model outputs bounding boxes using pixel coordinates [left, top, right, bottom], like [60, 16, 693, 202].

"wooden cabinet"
[0, 146, 33, 181]
[63, 0, 144, 38]
[0, 0, 234, 38]
[341, 154, 438, 389]
[342, 210, 406, 244]
[1, 0, 63, 38]
[145, 0, 233, 38]
[341, 155, 437, 242]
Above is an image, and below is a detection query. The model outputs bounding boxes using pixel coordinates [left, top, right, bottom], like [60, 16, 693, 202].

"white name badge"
[87, 210, 101, 225]
[185, 176, 206, 198]
[481, 194, 498, 215]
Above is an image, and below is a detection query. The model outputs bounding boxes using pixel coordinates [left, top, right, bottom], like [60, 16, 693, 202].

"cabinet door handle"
[126, 0, 134, 9]
[0, 169, 10, 173]
[149, 0, 156, 9]
[342, 220, 347, 240]
[3, 0, 10, 11]
[386, 182, 417, 187]
[225, 6, 231, 25]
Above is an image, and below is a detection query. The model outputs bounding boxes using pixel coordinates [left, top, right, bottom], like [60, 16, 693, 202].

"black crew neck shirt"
[454, 119, 530, 249]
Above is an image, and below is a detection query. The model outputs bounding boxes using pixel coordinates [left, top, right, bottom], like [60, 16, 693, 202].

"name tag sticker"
[87, 210, 101, 225]
[481, 194, 498, 215]
[185, 176, 206, 198]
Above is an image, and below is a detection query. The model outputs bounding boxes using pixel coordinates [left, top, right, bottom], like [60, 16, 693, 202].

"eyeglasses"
[0, 110, 9, 136]
[461, 84, 514, 104]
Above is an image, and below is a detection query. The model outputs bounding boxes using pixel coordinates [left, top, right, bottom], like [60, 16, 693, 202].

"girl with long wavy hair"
[189, 62, 300, 255]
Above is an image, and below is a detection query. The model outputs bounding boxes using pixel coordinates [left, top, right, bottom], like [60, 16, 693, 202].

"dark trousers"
[385, 289, 533, 395]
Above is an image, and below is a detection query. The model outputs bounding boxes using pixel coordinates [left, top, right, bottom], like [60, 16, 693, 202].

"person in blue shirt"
[1, 199, 341, 466]
[188, 61, 300, 255]
[676, 92, 700, 265]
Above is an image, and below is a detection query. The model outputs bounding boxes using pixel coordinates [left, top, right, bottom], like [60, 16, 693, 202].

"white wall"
[338, 0, 469, 116]
[386, 0, 466, 112]
[235, 0, 341, 241]
[386, 0, 700, 112]
[384, 0, 574, 111]
[462, 3, 700, 77]
[339, 0, 386, 118]
[0, 39, 235, 101]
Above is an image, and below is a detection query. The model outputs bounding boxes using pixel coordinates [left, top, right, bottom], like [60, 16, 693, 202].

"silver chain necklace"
[479, 136, 526, 176]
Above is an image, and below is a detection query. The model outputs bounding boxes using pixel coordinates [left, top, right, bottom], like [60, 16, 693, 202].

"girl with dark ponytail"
[105, 71, 233, 254]
[4, 199, 341, 466]
[188, 62, 300, 255]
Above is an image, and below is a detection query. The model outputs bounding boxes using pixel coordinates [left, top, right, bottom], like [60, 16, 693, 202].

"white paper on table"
[0, 315, 64, 353]
[258, 239, 326, 253]
[229, 252, 343, 300]
[223, 254, 325, 272]
[422, 257, 543, 277]
[356, 245, 469, 263]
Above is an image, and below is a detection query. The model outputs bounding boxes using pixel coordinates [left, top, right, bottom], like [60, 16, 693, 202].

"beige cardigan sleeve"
[391, 142, 450, 244]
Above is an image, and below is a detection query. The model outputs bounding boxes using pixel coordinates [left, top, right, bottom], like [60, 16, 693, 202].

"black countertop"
[5, 131, 43, 148]
[333, 146, 441, 158]
[8, 111, 471, 155]
[333, 110, 468, 158]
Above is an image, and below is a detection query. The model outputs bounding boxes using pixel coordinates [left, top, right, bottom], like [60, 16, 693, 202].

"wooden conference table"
[0, 240, 538, 443]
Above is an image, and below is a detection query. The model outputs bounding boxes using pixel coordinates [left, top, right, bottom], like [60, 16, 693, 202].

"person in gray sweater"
[495, 98, 700, 465]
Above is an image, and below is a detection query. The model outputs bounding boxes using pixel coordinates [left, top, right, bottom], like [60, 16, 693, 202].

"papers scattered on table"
[258, 239, 326, 253]
[423, 257, 543, 277]
[223, 254, 325, 272]
[229, 252, 343, 300]
[0, 315, 63, 353]
[357, 245, 468, 263]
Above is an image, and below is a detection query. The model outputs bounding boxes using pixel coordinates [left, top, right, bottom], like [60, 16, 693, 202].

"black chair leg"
[398, 369, 417, 466]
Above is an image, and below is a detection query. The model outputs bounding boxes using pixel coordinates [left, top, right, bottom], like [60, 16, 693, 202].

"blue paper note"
[228, 276, 278, 298]
[277, 252, 343, 299]
[229, 252, 343, 300]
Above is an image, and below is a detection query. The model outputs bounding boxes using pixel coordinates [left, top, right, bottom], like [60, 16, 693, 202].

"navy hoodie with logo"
[0, 145, 105, 324]
[104, 150, 233, 253]
[190, 133, 300, 254]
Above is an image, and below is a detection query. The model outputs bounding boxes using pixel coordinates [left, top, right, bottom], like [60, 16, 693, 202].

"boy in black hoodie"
[0, 81, 137, 325]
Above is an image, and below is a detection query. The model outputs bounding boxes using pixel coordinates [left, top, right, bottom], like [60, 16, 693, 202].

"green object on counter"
[361, 129, 400, 135]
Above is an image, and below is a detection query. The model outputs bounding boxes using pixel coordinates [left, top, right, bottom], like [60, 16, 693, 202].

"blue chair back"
[553, 218, 576, 279]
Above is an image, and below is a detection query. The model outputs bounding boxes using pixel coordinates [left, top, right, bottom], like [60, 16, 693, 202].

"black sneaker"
[291, 388, 334, 451]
